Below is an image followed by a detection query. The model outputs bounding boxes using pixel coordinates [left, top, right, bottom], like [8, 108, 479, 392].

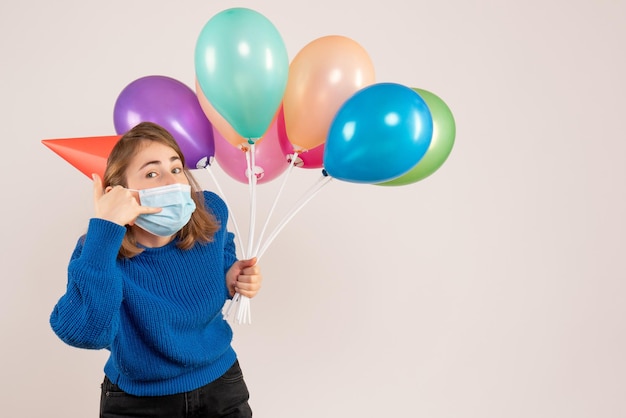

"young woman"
[50, 121, 262, 417]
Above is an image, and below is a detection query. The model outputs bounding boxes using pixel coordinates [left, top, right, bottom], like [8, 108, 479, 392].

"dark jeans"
[100, 360, 252, 418]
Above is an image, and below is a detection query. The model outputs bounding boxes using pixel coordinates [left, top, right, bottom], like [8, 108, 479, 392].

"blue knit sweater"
[50, 191, 239, 396]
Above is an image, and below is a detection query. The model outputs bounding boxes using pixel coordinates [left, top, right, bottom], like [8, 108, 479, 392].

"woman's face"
[125, 141, 189, 191]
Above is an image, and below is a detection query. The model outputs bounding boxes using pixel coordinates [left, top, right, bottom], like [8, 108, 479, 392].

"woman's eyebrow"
[138, 155, 180, 171]
[139, 160, 160, 170]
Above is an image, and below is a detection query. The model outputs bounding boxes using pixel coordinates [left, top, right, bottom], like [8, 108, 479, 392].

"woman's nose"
[161, 170, 188, 186]
[161, 171, 177, 185]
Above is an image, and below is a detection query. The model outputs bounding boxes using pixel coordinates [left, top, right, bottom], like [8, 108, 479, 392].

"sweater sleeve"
[50, 218, 126, 350]
[203, 191, 238, 272]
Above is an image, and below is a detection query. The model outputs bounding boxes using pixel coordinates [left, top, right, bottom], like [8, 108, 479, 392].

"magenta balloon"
[278, 134, 325, 169]
[276, 106, 325, 169]
[113, 75, 215, 168]
[213, 118, 289, 184]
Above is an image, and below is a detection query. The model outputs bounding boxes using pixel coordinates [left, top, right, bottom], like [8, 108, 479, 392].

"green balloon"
[378, 88, 455, 186]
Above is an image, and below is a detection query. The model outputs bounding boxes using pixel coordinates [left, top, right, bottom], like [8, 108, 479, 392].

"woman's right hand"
[92, 174, 161, 226]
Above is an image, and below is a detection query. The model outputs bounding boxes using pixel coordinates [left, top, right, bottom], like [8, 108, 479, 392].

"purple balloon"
[113, 75, 215, 168]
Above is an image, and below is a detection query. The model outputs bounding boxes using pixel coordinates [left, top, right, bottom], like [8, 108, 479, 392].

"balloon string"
[244, 146, 255, 258]
[207, 157, 250, 324]
[204, 161, 245, 253]
[251, 151, 300, 257]
[234, 141, 258, 325]
[246, 151, 252, 256]
[257, 174, 332, 262]
[232, 293, 250, 324]
[224, 293, 251, 324]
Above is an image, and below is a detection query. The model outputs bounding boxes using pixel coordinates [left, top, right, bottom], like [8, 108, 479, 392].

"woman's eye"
[172, 167, 182, 174]
[146, 171, 158, 178]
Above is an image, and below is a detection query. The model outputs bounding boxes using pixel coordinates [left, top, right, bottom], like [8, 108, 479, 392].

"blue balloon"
[323, 83, 433, 183]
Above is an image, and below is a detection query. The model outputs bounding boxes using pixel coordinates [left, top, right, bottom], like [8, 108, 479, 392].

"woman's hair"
[103, 121, 219, 258]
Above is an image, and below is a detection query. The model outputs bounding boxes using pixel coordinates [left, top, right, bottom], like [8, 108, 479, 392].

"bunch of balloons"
[112, 7, 455, 188]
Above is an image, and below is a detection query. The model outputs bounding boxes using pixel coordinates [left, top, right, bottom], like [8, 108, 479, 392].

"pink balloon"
[275, 106, 325, 169]
[213, 118, 289, 184]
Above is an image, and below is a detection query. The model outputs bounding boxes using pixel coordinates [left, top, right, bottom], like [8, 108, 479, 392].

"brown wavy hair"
[103, 121, 219, 258]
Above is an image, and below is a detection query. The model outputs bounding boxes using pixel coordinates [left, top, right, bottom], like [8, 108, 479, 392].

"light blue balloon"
[194, 8, 289, 140]
[323, 83, 433, 184]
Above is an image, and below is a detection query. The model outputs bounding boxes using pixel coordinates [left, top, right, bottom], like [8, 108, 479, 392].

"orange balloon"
[282, 35, 376, 150]
[195, 78, 269, 148]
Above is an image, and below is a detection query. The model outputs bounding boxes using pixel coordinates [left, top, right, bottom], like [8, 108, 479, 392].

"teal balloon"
[194, 8, 289, 140]
[323, 83, 433, 184]
[378, 88, 455, 186]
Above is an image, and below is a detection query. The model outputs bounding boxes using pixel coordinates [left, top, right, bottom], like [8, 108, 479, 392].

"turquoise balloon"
[195, 8, 289, 140]
[323, 83, 433, 184]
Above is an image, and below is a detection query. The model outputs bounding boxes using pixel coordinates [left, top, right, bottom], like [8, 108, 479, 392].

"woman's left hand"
[226, 257, 262, 298]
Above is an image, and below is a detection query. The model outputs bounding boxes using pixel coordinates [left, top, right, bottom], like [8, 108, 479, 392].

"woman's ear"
[104, 186, 114, 194]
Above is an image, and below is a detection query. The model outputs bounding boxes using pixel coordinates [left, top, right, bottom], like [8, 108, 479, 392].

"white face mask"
[131, 183, 196, 237]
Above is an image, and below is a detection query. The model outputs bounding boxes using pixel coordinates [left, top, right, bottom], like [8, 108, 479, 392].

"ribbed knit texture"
[50, 191, 239, 396]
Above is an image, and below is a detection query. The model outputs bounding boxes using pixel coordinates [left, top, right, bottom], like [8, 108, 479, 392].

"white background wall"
[1, 1, 625, 417]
